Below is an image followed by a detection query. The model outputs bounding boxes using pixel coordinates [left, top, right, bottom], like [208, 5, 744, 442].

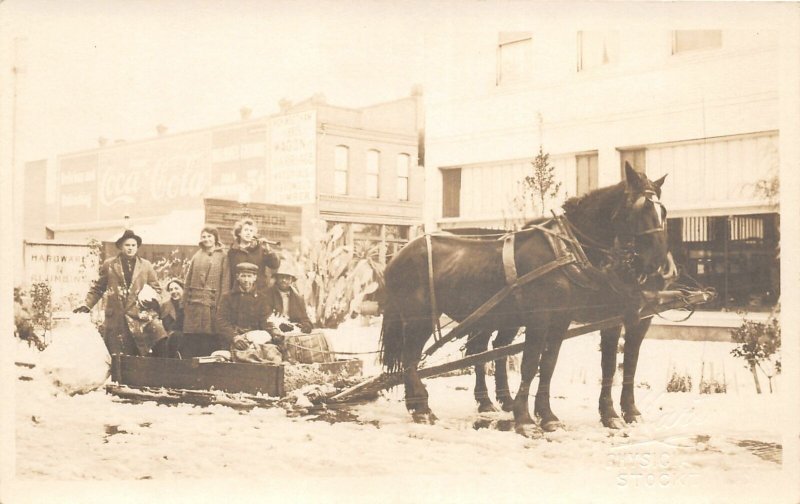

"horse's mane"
[561, 181, 626, 220]
[521, 182, 626, 230]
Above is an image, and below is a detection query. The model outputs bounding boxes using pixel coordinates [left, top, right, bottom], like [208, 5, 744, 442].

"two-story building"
[424, 25, 796, 338]
[49, 91, 424, 260]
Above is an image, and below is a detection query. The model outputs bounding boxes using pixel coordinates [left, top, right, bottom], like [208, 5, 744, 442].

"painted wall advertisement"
[97, 133, 213, 220]
[24, 242, 100, 309]
[269, 110, 317, 205]
[58, 153, 99, 224]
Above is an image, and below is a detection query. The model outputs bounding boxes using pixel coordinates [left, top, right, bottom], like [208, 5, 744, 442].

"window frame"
[334, 145, 349, 195]
[671, 30, 722, 55]
[496, 32, 533, 85]
[397, 153, 410, 201]
[577, 30, 618, 72]
[441, 168, 462, 218]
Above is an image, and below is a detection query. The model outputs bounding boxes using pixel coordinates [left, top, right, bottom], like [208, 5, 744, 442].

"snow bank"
[39, 314, 110, 396]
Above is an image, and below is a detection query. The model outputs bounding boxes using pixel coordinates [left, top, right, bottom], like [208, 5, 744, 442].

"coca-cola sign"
[96, 133, 213, 220]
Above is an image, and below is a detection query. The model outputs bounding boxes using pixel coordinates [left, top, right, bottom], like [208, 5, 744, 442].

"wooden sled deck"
[106, 289, 713, 410]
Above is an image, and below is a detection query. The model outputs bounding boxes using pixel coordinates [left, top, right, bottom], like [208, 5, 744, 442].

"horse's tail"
[379, 293, 405, 374]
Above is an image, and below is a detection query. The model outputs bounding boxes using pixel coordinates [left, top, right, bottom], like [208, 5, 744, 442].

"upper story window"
[577, 31, 618, 71]
[397, 153, 410, 201]
[334, 145, 349, 195]
[366, 149, 380, 198]
[441, 168, 462, 218]
[497, 32, 532, 85]
[672, 30, 722, 54]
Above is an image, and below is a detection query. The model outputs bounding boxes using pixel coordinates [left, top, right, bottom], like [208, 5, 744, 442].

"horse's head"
[613, 162, 671, 281]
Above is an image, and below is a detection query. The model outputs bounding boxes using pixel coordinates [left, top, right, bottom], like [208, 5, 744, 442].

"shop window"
[619, 149, 646, 175]
[672, 30, 722, 54]
[668, 213, 779, 311]
[576, 153, 598, 196]
[334, 145, 349, 195]
[442, 168, 462, 218]
[366, 150, 380, 198]
[497, 32, 532, 85]
[577, 31, 618, 71]
[397, 153, 410, 201]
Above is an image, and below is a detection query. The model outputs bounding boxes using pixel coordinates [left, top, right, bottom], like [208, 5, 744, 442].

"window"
[620, 149, 646, 175]
[397, 153, 410, 201]
[334, 145, 349, 195]
[576, 153, 598, 196]
[672, 30, 722, 54]
[442, 168, 461, 218]
[497, 32, 532, 84]
[366, 150, 380, 198]
[668, 213, 779, 311]
[577, 31, 618, 71]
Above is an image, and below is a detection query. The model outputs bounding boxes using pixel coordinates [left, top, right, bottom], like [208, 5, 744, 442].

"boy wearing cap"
[216, 262, 284, 353]
[74, 229, 168, 357]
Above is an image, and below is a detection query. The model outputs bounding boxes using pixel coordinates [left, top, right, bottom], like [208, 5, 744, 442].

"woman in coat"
[181, 226, 227, 358]
[222, 218, 281, 296]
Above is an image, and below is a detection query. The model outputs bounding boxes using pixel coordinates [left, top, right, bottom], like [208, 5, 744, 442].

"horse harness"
[422, 213, 648, 358]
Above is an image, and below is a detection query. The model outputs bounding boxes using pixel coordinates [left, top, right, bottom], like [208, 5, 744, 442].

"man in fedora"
[74, 229, 168, 357]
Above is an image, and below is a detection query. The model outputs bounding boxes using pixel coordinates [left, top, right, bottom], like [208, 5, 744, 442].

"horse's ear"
[624, 162, 644, 191]
[653, 174, 667, 190]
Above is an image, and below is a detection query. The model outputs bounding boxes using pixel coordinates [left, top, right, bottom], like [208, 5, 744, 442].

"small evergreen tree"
[525, 145, 562, 216]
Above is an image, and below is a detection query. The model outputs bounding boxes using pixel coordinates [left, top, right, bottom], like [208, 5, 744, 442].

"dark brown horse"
[380, 164, 670, 436]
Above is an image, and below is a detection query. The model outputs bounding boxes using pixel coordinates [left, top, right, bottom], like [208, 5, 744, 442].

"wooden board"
[111, 355, 285, 397]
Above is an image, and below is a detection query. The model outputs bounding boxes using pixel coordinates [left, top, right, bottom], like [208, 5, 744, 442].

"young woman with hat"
[74, 229, 168, 357]
[180, 226, 228, 358]
[222, 218, 281, 296]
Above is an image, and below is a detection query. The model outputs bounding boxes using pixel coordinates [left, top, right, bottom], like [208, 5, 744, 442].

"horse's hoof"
[478, 401, 499, 413]
[602, 416, 626, 430]
[541, 419, 563, 432]
[412, 411, 437, 425]
[515, 423, 544, 439]
[499, 399, 514, 412]
[623, 413, 643, 424]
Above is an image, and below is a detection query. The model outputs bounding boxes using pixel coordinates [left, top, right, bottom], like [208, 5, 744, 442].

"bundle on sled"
[105, 329, 363, 409]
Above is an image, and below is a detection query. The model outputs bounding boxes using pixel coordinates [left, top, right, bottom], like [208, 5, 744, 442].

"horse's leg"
[599, 326, 625, 429]
[402, 319, 437, 424]
[620, 317, 652, 424]
[534, 320, 569, 432]
[466, 330, 497, 413]
[493, 327, 518, 412]
[512, 319, 548, 437]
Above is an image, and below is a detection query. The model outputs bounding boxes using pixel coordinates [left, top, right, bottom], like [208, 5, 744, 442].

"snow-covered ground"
[6, 317, 797, 503]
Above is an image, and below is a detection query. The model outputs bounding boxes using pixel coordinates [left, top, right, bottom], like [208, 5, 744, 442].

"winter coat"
[215, 286, 278, 345]
[85, 254, 166, 355]
[222, 241, 281, 296]
[264, 285, 312, 329]
[183, 244, 226, 334]
[160, 298, 184, 334]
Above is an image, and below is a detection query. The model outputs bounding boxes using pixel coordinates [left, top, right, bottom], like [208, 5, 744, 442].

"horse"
[379, 163, 670, 436]
[467, 252, 676, 429]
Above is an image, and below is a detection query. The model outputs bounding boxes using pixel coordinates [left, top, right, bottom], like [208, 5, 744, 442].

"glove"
[279, 322, 295, 333]
[73, 305, 91, 314]
[299, 321, 313, 334]
[232, 336, 250, 351]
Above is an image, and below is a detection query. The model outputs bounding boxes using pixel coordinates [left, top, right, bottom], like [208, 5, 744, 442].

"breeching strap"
[425, 234, 443, 343]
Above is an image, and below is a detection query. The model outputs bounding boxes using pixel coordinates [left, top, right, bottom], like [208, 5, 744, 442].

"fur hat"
[115, 229, 142, 248]
[165, 278, 184, 291]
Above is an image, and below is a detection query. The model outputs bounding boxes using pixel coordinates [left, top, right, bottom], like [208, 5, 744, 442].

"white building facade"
[425, 25, 793, 326]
